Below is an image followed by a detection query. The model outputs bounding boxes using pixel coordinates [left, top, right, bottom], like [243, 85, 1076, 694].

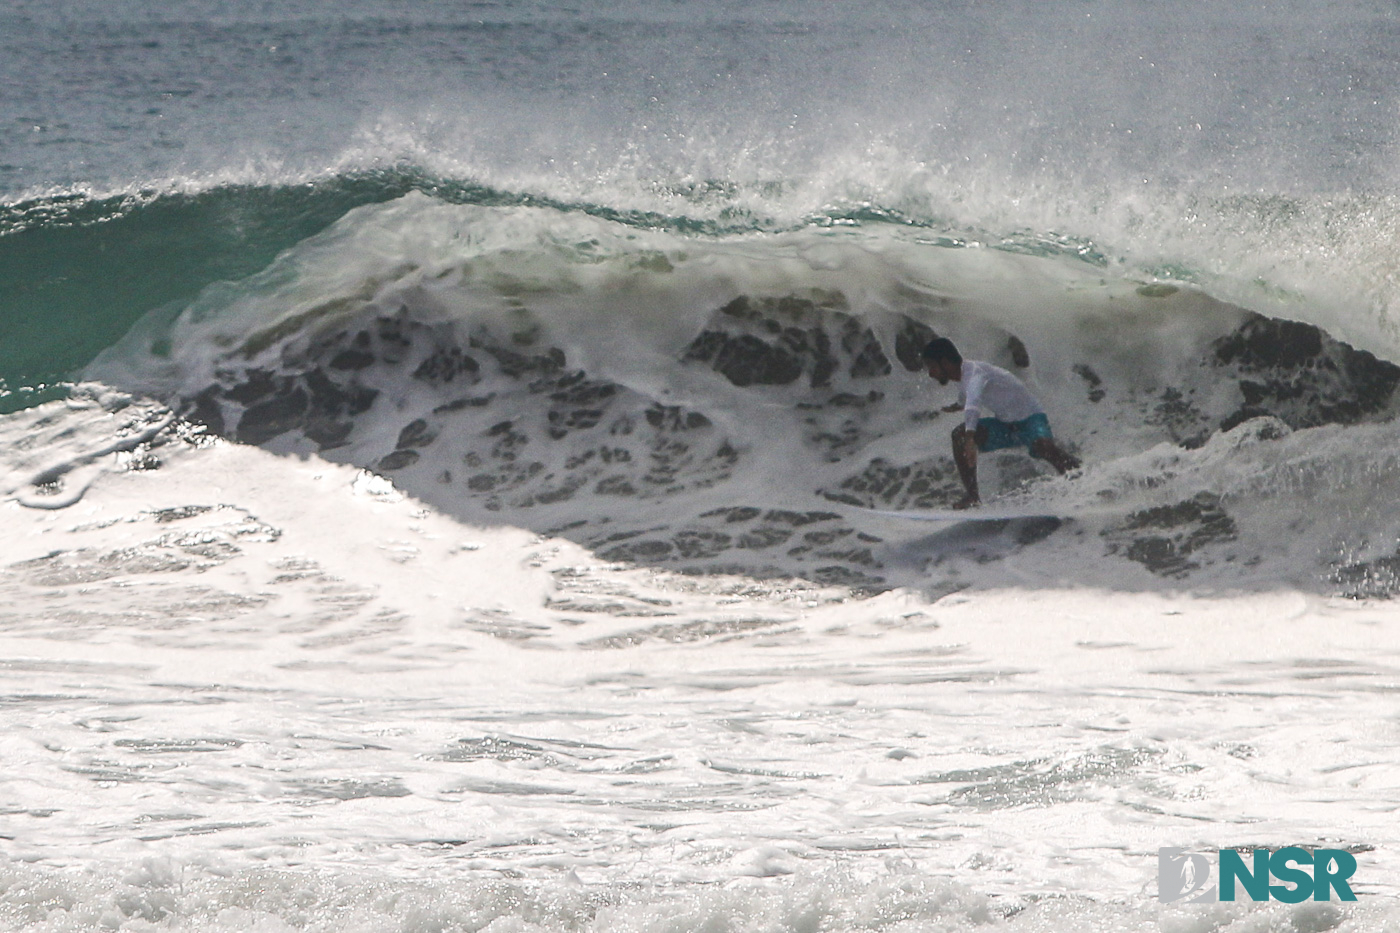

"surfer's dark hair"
[920, 337, 962, 365]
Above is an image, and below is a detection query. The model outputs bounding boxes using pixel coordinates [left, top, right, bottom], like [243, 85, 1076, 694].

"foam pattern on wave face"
[82, 196, 1400, 595]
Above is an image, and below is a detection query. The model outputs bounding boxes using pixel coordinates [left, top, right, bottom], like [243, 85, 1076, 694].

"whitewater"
[4, 1, 1400, 930]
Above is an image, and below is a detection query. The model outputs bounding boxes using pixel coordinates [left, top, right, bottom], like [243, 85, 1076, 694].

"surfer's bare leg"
[951, 424, 982, 508]
[1031, 438, 1081, 474]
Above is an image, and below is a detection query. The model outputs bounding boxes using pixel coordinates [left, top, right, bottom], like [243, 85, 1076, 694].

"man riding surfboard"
[921, 337, 1080, 509]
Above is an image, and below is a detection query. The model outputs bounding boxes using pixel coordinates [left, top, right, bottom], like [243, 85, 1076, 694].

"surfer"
[921, 337, 1080, 509]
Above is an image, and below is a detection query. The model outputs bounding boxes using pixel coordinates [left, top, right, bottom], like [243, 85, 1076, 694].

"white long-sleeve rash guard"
[959, 360, 1045, 431]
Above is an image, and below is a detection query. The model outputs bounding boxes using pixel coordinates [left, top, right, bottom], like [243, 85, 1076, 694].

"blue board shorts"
[977, 412, 1054, 456]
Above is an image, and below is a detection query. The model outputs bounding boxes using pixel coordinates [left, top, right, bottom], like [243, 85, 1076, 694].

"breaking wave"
[57, 189, 1400, 597]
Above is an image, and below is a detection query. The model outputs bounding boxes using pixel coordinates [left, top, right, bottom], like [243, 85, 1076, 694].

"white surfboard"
[858, 506, 1064, 522]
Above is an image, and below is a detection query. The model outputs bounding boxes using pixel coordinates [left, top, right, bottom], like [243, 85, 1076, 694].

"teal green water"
[0, 171, 810, 411]
[0, 167, 1131, 414]
[0, 174, 424, 403]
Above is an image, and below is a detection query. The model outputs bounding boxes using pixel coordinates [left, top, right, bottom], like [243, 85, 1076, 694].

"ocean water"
[4, 1, 1400, 930]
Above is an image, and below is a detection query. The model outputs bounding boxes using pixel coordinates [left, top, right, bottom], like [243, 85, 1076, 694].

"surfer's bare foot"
[952, 496, 980, 510]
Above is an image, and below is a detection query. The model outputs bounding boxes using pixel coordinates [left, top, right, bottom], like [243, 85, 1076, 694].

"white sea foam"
[1, 390, 1399, 930]
[9, 2, 1400, 926]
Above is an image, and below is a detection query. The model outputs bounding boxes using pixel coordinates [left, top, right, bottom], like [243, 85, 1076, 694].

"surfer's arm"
[961, 367, 988, 431]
